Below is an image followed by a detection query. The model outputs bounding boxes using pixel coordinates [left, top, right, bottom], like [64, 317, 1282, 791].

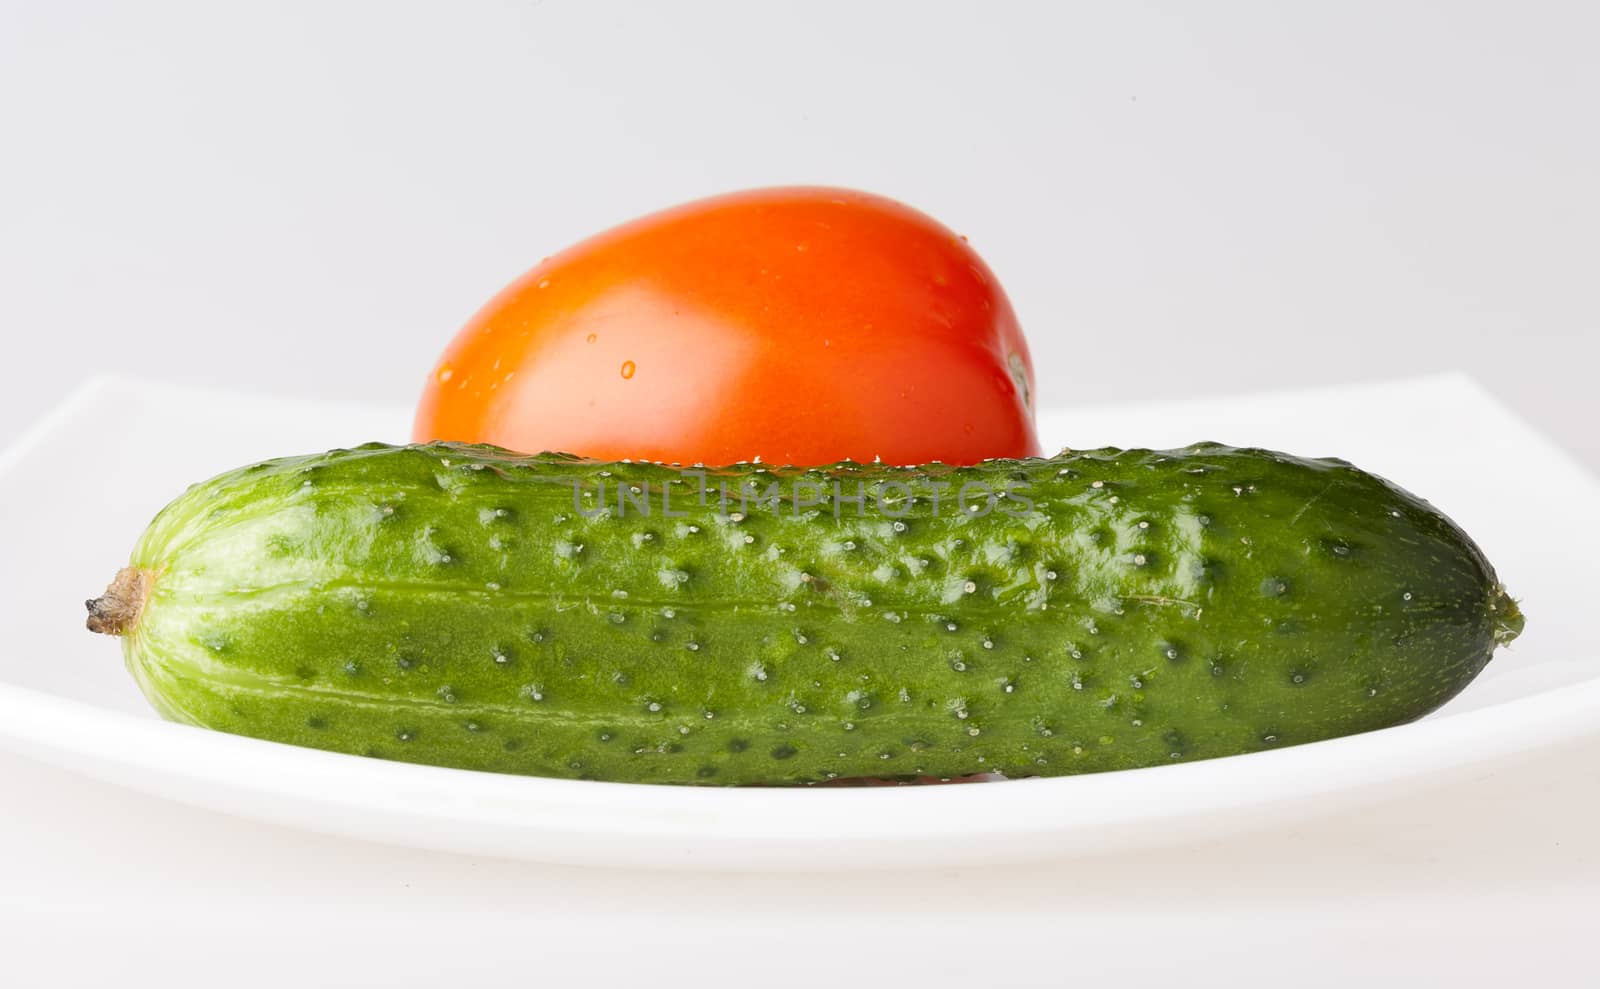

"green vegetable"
[87, 442, 1522, 785]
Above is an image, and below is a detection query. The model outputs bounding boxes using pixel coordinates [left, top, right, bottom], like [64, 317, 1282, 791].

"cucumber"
[87, 442, 1522, 785]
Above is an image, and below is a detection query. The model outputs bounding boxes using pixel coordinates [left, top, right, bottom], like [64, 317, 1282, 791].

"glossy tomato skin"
[414, 187, 1040, 466]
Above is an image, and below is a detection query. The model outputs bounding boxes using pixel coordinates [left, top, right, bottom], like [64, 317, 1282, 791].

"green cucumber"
[88, 442, 1522, 785]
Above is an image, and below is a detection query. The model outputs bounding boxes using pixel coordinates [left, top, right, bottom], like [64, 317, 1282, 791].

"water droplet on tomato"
[436, 365, 453, 384]
[586, 333, 597, 344]
[621, 360, 636, 380]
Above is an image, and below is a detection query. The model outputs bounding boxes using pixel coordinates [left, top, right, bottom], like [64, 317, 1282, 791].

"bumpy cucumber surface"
[91, 442, 1522, 785]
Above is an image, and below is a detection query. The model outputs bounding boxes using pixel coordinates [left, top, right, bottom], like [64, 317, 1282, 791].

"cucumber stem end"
[86, 567, 155, 636]
[1491, 588, 1524, 648]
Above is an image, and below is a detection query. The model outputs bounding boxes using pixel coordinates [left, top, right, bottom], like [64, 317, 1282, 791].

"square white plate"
[2, 373, 1596, 870]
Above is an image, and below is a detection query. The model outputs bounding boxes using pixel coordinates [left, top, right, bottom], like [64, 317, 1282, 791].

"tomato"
[413, 187, 1040, 466]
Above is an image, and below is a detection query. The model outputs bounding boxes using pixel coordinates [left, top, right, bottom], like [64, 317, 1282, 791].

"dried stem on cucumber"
[86, 566, 155, 636]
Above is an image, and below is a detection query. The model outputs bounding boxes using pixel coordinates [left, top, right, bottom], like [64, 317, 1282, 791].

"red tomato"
[413, 187, 1040, 466]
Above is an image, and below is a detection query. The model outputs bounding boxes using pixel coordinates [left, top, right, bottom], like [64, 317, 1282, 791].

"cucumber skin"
[118, 442, 1519, 786]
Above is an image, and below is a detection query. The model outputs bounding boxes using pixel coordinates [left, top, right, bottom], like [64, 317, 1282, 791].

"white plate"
[1, 374, 1596, 870]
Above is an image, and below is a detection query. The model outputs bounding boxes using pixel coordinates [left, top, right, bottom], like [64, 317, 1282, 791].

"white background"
[4, 3, 1600, 985]
[2, 1, 1597, 465]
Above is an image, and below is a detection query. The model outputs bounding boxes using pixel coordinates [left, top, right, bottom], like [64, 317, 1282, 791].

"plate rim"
[4, 672, 1598, 843]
